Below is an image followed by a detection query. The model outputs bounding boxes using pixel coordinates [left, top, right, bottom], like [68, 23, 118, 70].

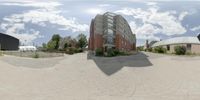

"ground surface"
[0, 52, 200, 100]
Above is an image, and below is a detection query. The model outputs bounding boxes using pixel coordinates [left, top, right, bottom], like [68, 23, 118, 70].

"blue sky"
[0, 0, 200, 46]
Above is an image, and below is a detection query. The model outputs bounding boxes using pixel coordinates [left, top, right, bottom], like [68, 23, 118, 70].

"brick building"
[88, 12, 136, 53]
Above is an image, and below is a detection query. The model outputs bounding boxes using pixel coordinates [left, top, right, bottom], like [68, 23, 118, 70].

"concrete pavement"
[0, 52, 200, 100]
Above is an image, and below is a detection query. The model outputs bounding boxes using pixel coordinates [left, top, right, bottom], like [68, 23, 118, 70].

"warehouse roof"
[152, 37, 200, 47]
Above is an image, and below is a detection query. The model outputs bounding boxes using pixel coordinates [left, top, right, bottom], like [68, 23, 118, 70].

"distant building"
[152, 34, 200, 54]
[88, 12, 136, 53]
[0, 33, 19, 50]
[19, 46, 37, 52]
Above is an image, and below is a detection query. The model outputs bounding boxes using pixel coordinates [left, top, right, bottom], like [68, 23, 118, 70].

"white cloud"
[115, 7, 187, 40]
[179, 11, 189, 21]
[86, 8, 104, 15]
[0, 1, 89, 44]
[98, 4, 111, 7]
[1, 23, 42, 44]
[191, 25, 200, 31]
[130, 21, 161, 40]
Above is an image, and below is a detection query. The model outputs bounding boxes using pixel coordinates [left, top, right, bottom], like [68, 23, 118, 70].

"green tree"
[51, 34, 61, 49]
[47, 40, 57, 50]
[42, 43, 47, 49]
[47, 34, 61, 50]
[77, 33, 87, 49]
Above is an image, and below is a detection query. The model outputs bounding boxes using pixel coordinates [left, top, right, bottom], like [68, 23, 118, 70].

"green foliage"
[146, 48, 152, 52]
[77, 33, 87, 49]
[66, 47, 76, 55]
[44, 33, 87, 54]
[33, 53, 39, 58]
[47, 40, 57, 50]
[52, 34, 61, 42]
[174, 46, 186, 55]
[65, 47, 83, 55]
[137, 46, 144, 51]
[154, 46, 167, 53]
[42, 43, 47, 49]
[107, 48, 116, 57]
[95, 48, 103, 56]
[47, 34, 61, 50]
[64, 43, 69, 49]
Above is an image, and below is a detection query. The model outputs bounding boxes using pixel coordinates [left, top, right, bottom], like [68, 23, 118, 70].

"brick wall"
[191, 44, 200, 54]
[115, 34, 135, 52]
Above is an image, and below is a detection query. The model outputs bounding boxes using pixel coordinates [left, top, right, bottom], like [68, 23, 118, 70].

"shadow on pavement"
[87, 52, 153, 76]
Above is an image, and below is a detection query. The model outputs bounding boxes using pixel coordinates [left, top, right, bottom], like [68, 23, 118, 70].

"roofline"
[0, 33, 19, 40]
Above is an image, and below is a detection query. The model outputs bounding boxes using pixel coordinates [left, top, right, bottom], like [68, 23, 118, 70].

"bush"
[95, 48, 103, 56]
[107, 48, 117, 57]
[137, 46, 144, 51]
[65, 47, 83, 55]
[154, 46, 167, 53]
[113, 49, 120, 55]
[146, 48, 152, 52]
[33, 53, 39, 58]
[66, 47, 75, 55]
[174, 46, 186, 55]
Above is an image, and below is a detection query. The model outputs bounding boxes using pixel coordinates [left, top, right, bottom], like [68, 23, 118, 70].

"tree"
[42, 43, 47, 49]
[47, 40, 57, 50]
[77, 33, 87, 49]
[47, 34, 61, 50]
[51, 34, 61, 49]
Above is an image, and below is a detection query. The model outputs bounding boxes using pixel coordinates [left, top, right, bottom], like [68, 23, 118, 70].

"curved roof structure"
[0, 33, 19, 50]
[152, 37, 200, 47]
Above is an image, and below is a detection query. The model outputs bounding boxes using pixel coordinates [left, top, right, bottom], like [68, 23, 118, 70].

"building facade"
[151, 34, 200, 54]
[88, 12, 136, 53]
[0, 33, 19, 50]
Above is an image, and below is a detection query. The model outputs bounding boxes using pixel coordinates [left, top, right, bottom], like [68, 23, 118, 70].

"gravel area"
[0, 52, 200, 100]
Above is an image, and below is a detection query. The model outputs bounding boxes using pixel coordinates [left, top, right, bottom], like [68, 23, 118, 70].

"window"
[107, 29, 114, 35]
[167, 45, 170, 51]
[187, 44, 191, 51]
[107, 19, 113, 23]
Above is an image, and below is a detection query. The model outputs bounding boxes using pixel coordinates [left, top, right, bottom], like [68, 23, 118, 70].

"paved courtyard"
[0, 52, 200, 100]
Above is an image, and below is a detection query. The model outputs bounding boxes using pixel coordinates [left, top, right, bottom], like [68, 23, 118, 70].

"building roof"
[152, 37, 200, 47]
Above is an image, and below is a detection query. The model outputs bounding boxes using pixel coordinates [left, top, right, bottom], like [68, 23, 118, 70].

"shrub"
[113, 49, 120, 55]
[154, 46, 167, 53]
[33, 53, 39, 58]
[107, 48, 116, 57]
[174, 46, 186, 55]
[95, 48, 103, 56]
[66, 47, 76, 55]
[146, 47, 152, 52]
[137, 46, 144, 51]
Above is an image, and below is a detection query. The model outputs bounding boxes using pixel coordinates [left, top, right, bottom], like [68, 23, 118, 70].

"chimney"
[146, 40, 149, 48]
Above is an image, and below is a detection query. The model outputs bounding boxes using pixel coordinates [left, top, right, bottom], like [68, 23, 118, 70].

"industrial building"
[0, 33, 19, 50]
[88, 12, 136, 53]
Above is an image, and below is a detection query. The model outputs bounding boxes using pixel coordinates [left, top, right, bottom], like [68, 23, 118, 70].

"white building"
[19, 46, 37, 51]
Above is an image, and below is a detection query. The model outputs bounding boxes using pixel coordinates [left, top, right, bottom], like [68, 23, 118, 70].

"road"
[0, 52, 200, 100]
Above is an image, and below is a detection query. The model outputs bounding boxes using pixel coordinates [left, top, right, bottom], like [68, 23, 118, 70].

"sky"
[0, 0, 200, 46]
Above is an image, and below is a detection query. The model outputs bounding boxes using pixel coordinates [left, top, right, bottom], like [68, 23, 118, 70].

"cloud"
[0, 1, 89, 44]
[86, 8, 104, 15]
[1, 23, 42, 44]
[178, 11, 189, 21]
[98, 4, 112, 7]
[191, 25, 200, 31]
[115, 7, 187, 40]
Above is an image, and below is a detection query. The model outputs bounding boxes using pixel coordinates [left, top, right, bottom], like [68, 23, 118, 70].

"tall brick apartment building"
[88, 12, 136, 53]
